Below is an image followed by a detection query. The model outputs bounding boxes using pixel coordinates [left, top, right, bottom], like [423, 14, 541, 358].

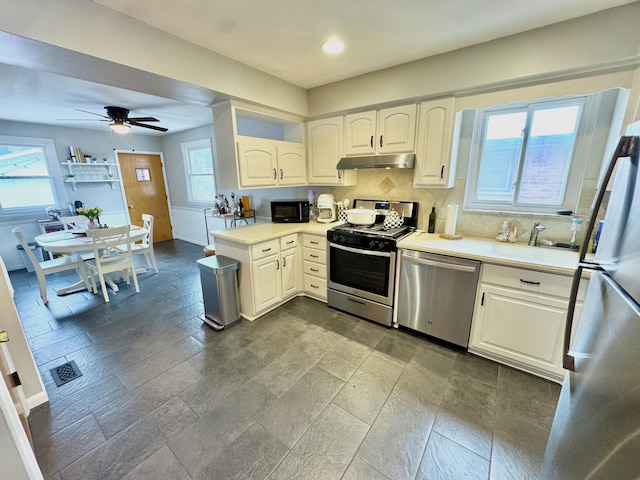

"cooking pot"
[346, 208, 377, 225]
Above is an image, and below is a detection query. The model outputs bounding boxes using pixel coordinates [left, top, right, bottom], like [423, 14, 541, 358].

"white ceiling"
[0, 0, 635, 135]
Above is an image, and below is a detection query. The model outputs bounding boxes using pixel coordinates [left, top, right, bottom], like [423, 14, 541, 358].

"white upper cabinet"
[214, 100, 306, 189]
[344, 104, 416, 156]
[306, 116, 356, 186]
[413, 97, 457, 188]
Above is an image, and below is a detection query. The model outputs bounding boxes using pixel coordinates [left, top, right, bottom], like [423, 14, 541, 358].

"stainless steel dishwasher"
[397, 250, 480, 348]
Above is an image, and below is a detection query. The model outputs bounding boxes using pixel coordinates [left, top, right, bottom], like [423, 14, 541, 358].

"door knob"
[128, 204, 134, 209]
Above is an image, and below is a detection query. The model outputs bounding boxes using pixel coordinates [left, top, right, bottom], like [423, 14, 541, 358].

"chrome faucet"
[528, 222, 545, 246]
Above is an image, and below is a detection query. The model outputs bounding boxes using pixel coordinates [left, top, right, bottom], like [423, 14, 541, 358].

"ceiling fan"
[61, 106, 168, 132]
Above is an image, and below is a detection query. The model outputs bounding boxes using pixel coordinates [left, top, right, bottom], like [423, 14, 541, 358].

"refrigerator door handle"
[578, 135, 638, 264]
[562, 266, 583, 371]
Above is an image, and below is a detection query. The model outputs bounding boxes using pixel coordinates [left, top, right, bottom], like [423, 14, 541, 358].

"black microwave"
[271, 199, 310, 223]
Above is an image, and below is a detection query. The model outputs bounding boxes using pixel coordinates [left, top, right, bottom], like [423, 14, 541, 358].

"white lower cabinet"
[302, 234, 327, 301]
[469, 264, 587, 382]
[216, 233, 301, 320]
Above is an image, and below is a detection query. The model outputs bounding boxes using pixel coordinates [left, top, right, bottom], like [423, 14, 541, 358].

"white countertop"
[212, 222, 582, 275]
[210, 221, 339, 245]
[397, 233, 580, 275]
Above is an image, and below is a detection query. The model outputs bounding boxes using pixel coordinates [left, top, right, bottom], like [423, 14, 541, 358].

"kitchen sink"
[491, 243, 578, 263]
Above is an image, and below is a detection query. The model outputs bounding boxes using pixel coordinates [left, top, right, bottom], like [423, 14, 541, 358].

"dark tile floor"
[10, 239, 561, 480]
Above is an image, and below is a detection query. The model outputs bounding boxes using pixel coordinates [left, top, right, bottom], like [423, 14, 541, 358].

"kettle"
[383, 209, 404, 229]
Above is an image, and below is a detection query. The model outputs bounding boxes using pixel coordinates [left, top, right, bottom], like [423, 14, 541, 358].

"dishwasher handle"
[402, 252, 477, 273]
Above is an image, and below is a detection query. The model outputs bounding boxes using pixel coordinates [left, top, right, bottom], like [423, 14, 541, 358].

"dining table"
[35, 224, 148, 296]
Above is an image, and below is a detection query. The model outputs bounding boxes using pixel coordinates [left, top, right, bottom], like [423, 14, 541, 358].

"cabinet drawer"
[303, 234, 326, 251]
[304, 247, 326, 264]
[304, 274, 327, 298]
[251, 239, 280, 260]
[280, 233, 298, 250]
[481, 264, 573, 299]
[304, 260, 326, 278]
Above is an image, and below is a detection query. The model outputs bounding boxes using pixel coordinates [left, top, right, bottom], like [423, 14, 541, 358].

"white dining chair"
[84, 225, 140, 302]
[12, 227, 92, 305]
[58, 215, 89, 231]
[131, 214, 159, 273]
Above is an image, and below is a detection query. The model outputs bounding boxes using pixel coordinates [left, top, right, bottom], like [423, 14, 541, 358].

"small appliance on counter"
[270, 199, 310, 223]
[316, 194, 336, 223]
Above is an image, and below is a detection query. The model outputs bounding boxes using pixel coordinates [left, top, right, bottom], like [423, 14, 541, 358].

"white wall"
[307, 4, 640, 116]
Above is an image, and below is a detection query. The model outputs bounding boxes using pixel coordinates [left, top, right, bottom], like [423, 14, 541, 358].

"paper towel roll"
[444, 203, 458, 237]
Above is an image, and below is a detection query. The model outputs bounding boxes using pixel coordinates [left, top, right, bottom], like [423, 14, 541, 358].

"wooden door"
[118, 152, 173, 241]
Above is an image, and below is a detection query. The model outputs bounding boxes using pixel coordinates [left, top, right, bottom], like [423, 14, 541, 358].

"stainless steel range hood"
[336, 153, 415, 170]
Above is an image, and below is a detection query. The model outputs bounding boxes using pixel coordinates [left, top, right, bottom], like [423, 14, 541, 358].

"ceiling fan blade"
[127, 116, 160, 122]
[57, 118, 109, 121]
[128, 121, 168, 132]
[75, 108, 110, 119]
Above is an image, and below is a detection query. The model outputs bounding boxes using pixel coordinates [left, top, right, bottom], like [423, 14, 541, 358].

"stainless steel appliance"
[270, 199, 310, 223]
[327, 199, 418, 326]
[396, 250, 479, 348]
[540, 134, 640, 479]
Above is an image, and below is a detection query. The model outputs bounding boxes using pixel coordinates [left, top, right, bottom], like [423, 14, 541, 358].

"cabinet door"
[413, 97, 456, 187]
[344, 111, 377, 156]
[377, 104, 416, 154]
[281, 248, 300, 297]
[277, 143, 306, 186]
[470, 284, 567, 377]
[307, 117, 355, 186]
[237, 137, 278, 187]
[251, 255, 282, 312]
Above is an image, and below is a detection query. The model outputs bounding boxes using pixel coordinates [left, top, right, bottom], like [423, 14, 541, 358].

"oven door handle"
[329, 242, 392, 258]
[403, 254, 477, 273]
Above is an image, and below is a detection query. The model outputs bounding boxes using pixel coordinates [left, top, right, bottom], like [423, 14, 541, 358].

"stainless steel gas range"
[327, 199, 418, 326]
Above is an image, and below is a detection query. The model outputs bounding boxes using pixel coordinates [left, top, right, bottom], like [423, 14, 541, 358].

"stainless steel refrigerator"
[540, 134, 640, 479]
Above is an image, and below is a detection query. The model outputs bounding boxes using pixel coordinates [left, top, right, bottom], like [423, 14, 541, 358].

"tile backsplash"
[319, 169, 602, 248]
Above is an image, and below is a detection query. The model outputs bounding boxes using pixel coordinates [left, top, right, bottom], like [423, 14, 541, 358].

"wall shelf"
[61, 161, 120, 191]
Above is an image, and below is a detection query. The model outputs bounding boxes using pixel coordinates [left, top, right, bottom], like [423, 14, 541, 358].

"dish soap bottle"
[428, 204, 437, 233]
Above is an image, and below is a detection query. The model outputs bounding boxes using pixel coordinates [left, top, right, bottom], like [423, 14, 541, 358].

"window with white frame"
[0, 136, 61, 213]
[182, 138, 216, 204]
[464, 96, 600, 215]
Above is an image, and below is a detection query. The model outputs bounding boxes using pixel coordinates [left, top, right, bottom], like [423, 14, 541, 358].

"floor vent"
[50, 361, 83, 387]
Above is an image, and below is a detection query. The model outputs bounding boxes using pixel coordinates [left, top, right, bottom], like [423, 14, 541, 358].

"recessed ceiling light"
[322, 40, 344, 54]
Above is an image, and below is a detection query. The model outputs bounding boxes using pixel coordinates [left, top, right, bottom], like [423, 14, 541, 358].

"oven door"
[327, 242, 395, 306]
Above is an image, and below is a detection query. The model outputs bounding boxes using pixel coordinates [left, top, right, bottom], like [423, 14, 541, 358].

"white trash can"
[196, 255, 241, 330]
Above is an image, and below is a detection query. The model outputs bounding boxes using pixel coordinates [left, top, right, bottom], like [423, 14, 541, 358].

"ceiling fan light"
[109, 121, 131, 134]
